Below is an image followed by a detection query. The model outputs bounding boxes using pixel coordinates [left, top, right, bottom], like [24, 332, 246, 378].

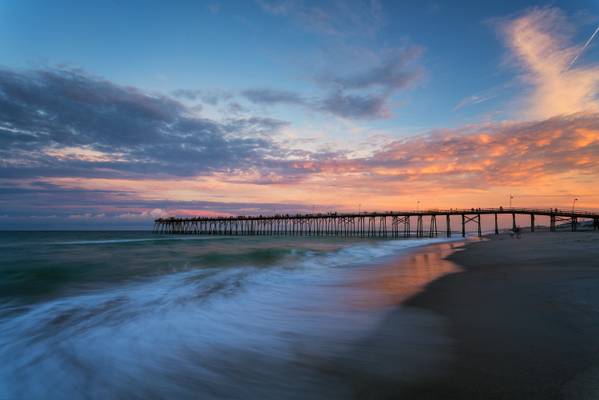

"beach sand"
[395, 232, 599, 399]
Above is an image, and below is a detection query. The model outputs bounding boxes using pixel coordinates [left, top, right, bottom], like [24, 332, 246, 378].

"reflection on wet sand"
[318, 242, 469, 398]
[348, 242, 465, 309]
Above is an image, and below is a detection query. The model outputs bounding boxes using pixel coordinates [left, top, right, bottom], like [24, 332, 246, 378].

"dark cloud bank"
[0, 68, 288, 180]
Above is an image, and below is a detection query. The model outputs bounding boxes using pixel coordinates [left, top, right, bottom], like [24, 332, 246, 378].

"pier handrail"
[156, 207, 599, 222]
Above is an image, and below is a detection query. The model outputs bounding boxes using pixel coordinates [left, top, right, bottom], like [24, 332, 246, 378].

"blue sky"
[1, 0, 599, 228]
[3, 0, 596, 130]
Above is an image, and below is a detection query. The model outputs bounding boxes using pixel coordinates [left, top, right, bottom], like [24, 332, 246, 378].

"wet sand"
[396, 232, 599, 399]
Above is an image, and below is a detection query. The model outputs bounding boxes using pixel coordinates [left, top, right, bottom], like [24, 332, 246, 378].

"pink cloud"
[275, 113, 599, 197]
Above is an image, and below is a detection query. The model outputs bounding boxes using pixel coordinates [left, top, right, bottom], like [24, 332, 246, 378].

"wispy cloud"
[453, 86, 504, 111]
[242, 45, 423, 119]
[171, 88, 233, 105]
[453, 94, 496, 111]
[319, 46, 423, 92]
[256, 0, 384, 38]
[500, 7, 599, 119]
[319, 91, 389, 118]
[253, 1, 422, 120]
[242, 88, 307, 106]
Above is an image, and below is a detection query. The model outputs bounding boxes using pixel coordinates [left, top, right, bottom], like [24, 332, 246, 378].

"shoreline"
[394, 231, 599, 399]
[320, 240, 466, 398]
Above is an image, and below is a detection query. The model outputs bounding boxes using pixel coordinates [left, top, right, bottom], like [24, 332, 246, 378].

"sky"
[1, 0, 599, 229]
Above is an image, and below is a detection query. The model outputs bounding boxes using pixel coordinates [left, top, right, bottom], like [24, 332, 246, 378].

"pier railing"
[153, 208, 599, 237]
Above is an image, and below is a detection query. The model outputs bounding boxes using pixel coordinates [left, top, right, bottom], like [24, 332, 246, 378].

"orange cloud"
[46, 112, 598, 211]
[355, 112, 599, 187]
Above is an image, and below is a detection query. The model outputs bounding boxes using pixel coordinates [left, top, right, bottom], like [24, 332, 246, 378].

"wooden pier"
[153, 208, 599, 237]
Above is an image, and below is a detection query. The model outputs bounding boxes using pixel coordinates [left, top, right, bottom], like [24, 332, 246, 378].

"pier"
[153, 208, 599, 237]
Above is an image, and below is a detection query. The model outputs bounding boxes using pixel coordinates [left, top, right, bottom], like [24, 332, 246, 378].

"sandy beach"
[396, 232, 599, 399]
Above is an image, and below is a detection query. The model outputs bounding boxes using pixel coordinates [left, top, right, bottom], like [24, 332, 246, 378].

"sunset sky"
[1, 0, 599, 229]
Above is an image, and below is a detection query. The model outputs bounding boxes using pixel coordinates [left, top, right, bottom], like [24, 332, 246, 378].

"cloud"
[254, 2, 422, 120]
[322, 46, 423, 92]
[6, 67, 592, 192]
[256, 0, 295, 16]
[241, 87, 391, 119]
[256, 0, 384, 38]
[207, 2, 220, 14]
[319, 46, 422, 118]
[453, 93, 496, 111]
[321, 112, 599, 188]
[3, 55, 598, 228]
[453, 86, 504, 111]
[241, 46, 423, 119]
[171, 88, 233, 105]
[242, 88, 306, 105]
[0, 68, 288, 179]
[242, 86, 397, 119]
[2, 110, 598, 227]
[319, 91, 389, 119]
[241, 86, 393, 119]
[500, 7, 599, 118]
[226, 101, 247, 115]
[224, 116, 289, 137]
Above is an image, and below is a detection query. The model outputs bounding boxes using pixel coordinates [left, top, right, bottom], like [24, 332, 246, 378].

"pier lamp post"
[572, 198, 578, 213]
[358, 204, 361, 214]
[509, 194, 514, 208]
[417, 200, 420, 211]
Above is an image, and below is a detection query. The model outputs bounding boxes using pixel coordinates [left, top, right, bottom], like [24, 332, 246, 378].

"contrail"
[568, 25, 599, 70]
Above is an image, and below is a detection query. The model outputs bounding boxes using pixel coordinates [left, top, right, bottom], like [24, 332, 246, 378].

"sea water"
[0, 231, 459, 399]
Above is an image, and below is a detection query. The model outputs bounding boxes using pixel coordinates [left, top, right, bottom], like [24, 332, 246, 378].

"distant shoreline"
[395, 231, 599, 399]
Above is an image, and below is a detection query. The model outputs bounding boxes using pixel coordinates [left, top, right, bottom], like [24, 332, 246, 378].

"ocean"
[0, 231, 460, 399]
